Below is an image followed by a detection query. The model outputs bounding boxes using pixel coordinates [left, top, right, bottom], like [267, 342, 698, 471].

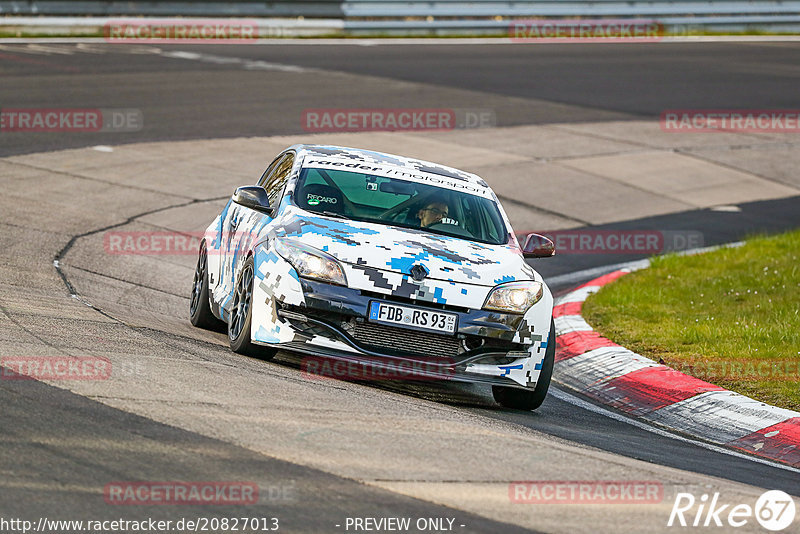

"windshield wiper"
[321, 210, 348, 219]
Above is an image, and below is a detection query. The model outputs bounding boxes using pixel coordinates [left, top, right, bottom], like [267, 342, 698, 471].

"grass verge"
[582, 230, 800, 411]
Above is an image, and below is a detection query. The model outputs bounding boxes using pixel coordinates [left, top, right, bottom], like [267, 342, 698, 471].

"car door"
[216, 151, 295, 316]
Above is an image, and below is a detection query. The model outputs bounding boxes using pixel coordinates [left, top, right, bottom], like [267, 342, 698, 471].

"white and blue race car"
[190, 145, 556, 410]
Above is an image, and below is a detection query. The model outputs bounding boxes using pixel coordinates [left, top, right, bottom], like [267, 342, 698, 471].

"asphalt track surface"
[2, 40, 800, 156]
[2, 41, 800, 532]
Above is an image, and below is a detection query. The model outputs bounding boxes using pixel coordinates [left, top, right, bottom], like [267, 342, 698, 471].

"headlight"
[273, 238, 347, 286]
[483, 281, 543, 314]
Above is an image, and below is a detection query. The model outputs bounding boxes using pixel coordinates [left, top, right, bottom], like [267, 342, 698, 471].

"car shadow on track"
[268, 350, 515, 411]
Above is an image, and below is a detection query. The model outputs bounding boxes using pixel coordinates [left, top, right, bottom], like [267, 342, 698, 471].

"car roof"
[291, 144, 491, 191]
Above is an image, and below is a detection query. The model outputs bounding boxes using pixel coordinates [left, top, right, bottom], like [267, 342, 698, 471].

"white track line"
[550, 386, 800, 475]
[548, 260, 649, 288]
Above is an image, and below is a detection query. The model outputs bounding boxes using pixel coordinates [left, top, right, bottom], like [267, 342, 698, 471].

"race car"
[190, 145, 556, 410]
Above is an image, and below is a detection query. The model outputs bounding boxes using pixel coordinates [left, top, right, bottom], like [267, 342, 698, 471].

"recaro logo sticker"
[307, 194, 338, 206]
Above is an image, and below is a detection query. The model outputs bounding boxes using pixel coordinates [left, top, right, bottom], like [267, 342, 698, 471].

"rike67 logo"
[668, 490, 796, 531]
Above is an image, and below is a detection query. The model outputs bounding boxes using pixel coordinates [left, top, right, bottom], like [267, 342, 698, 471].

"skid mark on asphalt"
[0, 43, 160, 55]
[159, 50, 309, 72]
[68, 265, 187, 298]
[0, 51, 81, 72]
[52, 195, 228, 315]
[3, 159, 196, 197]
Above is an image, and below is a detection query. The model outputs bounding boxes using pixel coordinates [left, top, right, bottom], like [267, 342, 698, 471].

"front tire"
[228, 257, 277, 360]
[493, 319, 556, 411]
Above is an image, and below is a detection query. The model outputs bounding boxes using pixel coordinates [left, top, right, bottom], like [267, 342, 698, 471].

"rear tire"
[493, 319, 556, 411]
[189, 240, 222, 329]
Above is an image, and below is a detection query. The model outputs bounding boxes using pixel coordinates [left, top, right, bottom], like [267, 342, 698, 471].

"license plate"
[368, 301, 457, 335]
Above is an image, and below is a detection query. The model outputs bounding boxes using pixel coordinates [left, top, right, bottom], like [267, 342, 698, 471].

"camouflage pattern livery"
[202, 145, 554, 389]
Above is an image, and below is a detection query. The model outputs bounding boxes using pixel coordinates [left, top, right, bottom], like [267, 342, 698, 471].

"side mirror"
[232, 186, 272, 215]
[522, 233, 555, 258]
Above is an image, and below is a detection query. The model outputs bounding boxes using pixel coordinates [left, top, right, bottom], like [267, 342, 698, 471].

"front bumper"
[252, 276, 552, 388]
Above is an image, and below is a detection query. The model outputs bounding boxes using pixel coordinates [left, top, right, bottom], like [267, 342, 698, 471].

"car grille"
[359, 290, 471, 313]
[350, 322, 460, 360]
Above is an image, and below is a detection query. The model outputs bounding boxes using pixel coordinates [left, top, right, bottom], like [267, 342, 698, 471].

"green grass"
[582, 230, 800, 411]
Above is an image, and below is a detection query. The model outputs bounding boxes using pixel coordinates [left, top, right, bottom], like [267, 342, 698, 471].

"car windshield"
[295, 167, 509, 245]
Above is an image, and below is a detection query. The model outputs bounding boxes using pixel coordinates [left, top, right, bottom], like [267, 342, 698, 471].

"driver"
[417, 201, 449, 228]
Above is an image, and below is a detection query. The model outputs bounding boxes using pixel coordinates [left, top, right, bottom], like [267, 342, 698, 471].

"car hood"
[273, 208, 537, 287]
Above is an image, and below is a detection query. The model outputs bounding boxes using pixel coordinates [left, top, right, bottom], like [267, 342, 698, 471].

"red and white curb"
[553, 269, 800, 468]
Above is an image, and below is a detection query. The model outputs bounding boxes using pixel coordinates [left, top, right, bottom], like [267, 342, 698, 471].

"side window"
[257, 155, 283, 188]
[266, 154, 294, 207]
[259, 152, 295, 208]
